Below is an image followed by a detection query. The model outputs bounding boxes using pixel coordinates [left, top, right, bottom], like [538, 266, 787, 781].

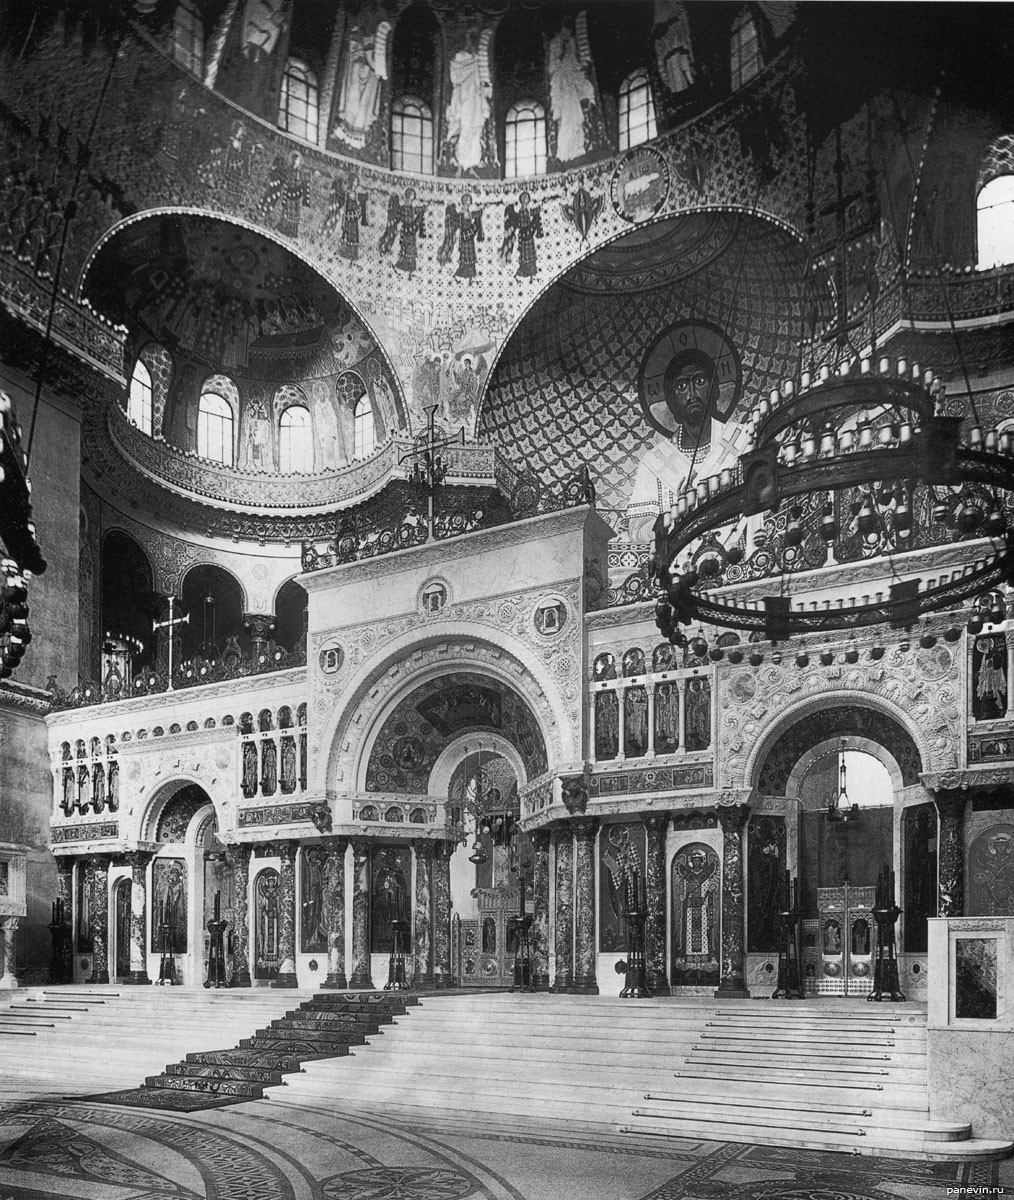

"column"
[88, 856, 110, 985]
[271, 840, 298, 987]
[572, 818, 599, 994]
[677, 679, 687, 749]
[0, 919, 19, 990]
[413, 842, 434, 988]
[244, 613, 275, 662]
[644, 812, 670, 991]
[1006, 631, 1014, 720]
[935, 792, 966, 917]
[531, 829, 552, 991]
[432, 841, 453, 988]
[349, 837, 375, 989]
[715, 804, 750, 998]
[321, 836, 349, 989]
[616, 688, 627, 761]
[646, 686, 656, 757]
[124, 851, 153, 985]
[552, 830, 574, 992]
[227, 844, 252, 987]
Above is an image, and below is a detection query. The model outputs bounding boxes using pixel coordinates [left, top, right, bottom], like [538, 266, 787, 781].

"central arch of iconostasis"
[79, 212, 409, 519]
[478, 210, 827, 542]
[752, 701, 933, 996]
[359, 670, 548, 986]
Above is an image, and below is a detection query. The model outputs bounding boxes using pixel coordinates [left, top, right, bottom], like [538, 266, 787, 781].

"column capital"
[225, 843, 253, 867]
[350, 836, 373, 858]
[324, 835, 350, 859]
[642, 811, 670, 837]
[123, 850, 154, 871]
[413, 839, 436, 863]
[716, 802, 750, 831]
[571, 816, 600, 841]
[531, 828, 552, 852]
[934, 791, 968, 821]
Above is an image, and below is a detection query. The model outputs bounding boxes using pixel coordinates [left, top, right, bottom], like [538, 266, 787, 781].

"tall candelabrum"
[48, 898, 72, 985]
[618, 866, 651, 998]
[156, 893, 177, 986]
[508, 841, 534, 993]
[385, 887, 410, 991]
[772, 868, 804, 999]
[205, 890, 229, 989]
[869, 865, 906, 1002]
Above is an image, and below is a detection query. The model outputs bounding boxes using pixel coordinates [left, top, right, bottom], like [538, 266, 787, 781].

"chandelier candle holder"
[384, 889, 411, 992]
[771, 869, 804, 1000]
[869, 865, 906, 1003]
[619, 867, 651, 999]
[827, 739, 860, 824]
[205, 890, 229, 989]
[651, 358, 1014, 647]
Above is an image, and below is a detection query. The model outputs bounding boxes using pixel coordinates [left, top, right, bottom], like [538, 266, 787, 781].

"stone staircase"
[0, 986, 319, 1098]
[267, 993, 1012, 1161]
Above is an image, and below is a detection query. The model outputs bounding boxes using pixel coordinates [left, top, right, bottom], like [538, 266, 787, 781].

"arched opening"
[178, 563, 246, 662]
[197, 389, 234, 465]
[278, 403, 312, 473]
[127, 358, 153, 434]
[274, 578, 308, 653]
[100, 530, 155, 683]
[390, 2, 439, 174]
[977, 175, 1014, 268]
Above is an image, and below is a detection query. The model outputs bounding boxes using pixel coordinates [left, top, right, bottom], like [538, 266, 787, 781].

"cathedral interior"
[2, 1, 1014, 1196]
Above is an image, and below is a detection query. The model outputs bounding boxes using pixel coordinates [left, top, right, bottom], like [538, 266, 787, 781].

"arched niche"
[100, 529, 155, 669]
[273, 577, 307, 652]
[178, 563, 246, 661]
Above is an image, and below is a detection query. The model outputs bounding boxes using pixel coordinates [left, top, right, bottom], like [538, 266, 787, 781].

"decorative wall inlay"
[238, 802, 318, 828]
[968, 731, 1014, 764]
[588, 763, 713, 798]
[52, 822, 118, 844]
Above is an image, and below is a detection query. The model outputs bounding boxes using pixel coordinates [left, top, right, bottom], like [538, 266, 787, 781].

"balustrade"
[58, 739, 118, 818]
[590, 665, 712, 763]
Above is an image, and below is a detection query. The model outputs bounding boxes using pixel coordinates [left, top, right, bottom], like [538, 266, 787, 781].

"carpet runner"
[86, 991, 418, 1111]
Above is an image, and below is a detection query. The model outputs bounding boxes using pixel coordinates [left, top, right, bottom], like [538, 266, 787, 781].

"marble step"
[305, 992, 419, 1010]
[252, 1024, 369, 1043]
[618, 1121, 1013, 1161]
[673, 1059, 926, 1085]
[144, 1072, 266, 1098]
[683, 1044, 926, 1065]
[631, 1101, 968, 1139]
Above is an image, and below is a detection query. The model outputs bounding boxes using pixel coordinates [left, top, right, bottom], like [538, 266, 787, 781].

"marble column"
[321, 836, 349, 989]
[644, 812, 670, 991]
[123, 851, 153, 984]
[552, 831, 574, 992]
[432, 841, 453, 988]
[88, 856, 110, 985]
[227, 844, 252, 987]
[1005, 631, 1014, 720]
[349, 838, 375, 989]
[715, 804, 750, 998]
[271, 841, 298, 987]
[0, 919, 19, 989]
[413, 842, 434, 988]
[531, 829, 552, 991]
[935, 792, 966, 917]
[572, 818, 599, 994]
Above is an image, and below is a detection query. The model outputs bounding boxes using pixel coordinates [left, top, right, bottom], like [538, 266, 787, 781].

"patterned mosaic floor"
[0, 1094, 1009, 1200]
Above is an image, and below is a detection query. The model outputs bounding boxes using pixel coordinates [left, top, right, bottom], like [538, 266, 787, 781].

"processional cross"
[398, 404, 465, 540]
[152, 596, 189, 691]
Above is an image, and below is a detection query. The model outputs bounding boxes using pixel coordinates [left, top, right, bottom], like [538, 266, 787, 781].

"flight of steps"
[0, 986, 319, 1098]
[267, 993, 1012, 1162]
[143, 991, 418, 1103]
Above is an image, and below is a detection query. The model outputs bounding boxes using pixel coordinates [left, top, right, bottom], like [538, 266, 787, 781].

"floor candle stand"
[772, 870, 804, 999]
[869, 865, 906, 1002]
[385, 916, 410, 991]
[620, 867, 651, 998]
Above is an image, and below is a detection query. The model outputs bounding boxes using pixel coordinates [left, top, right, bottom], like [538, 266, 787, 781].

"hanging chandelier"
[1, 391, 46, 679]
[826, 739, 859, 824]
[651, 356, 1014, 647]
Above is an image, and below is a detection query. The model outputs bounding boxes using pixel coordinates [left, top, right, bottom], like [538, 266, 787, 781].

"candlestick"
[214, 890, 221, 920]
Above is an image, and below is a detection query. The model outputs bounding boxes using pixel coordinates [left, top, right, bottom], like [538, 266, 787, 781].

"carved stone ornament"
[561, 774, 589, 815]
[310, 804, 333, 833]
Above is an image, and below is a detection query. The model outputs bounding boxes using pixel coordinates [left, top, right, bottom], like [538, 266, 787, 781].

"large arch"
[315, 628, 576, 799]
[139, 775, 225, 844]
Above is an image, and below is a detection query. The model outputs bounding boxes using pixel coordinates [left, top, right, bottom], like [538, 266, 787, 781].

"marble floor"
[0, 1092, 1009, 1200]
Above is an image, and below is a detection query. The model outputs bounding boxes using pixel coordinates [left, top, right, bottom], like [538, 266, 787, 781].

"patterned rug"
[84, 990, 417, 1112]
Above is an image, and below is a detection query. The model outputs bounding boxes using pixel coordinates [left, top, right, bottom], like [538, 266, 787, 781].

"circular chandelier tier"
[651, 357, 1014, 643]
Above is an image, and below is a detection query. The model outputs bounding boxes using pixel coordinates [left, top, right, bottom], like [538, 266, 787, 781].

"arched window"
[354, 395, 375, 459]
[618, 71, 657, 151]
[127, 359, 153, 435]
[279, 58, 318, 143]
[278, 405, 312, 473]
[730, 11, 762, 90]
[505, 101, 547, 179]
[197, 392, 234, 465]
[172, 0, 204, 77]
[391, 96, 434, 175]
[977, 176, 1014, 268]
